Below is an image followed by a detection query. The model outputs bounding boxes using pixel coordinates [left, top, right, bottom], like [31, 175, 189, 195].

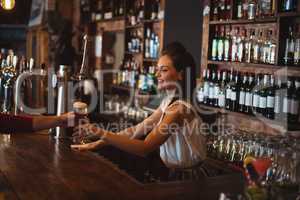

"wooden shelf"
[143, 19, 162, 23]
[207, 60, 300, 76]
[94, 16, 125, 23]
[277, 12, 300, 18]
[207, 60, 280, 72]
[125, 24, 144, 29]
[209, 17, 277, 25]
[143, 58, 158, 62]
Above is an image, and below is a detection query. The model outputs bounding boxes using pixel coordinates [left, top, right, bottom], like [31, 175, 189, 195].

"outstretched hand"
[71, 141, 102, 151]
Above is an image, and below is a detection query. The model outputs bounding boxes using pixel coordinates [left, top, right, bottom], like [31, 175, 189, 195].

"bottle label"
[274, 95, 281, 114]
[245, 92, 253, 106]
[231, 91, 237, 101]
[239, 91, 245, 105]
[209, 86, 215, 99]
[243, 3, 249, 11]
[253, 94, 259, 107]
[217, 41, 224, 61]
[212, 39, 218, 60]
[283, 98, 290, 113]
[197, 89, 204, 103]
[214, 86, 220, 99]
[267, 96, 275, 108]
[219, 94, 225, 107]
[226, 88, 232, 99]
[204, 82, 209, 97]
[237, 5, 242, 18]
[291, 100, 299, 115]
[259, 96, 267, 109]
[224, 40, 230, 61]
[231, 43, 237, 61]
[238, 43, 244, 62]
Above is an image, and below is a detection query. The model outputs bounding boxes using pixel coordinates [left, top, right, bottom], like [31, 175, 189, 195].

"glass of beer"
[72, 101, 88, 144]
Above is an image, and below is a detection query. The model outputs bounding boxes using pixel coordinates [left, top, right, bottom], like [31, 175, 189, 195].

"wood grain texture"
[0, 133, 244, 200]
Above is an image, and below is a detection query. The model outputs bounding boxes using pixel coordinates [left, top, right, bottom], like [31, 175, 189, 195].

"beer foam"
[73, 101, 87, 109]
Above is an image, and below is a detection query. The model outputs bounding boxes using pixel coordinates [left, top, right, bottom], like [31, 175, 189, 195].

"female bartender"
[71, 42, 207, 180]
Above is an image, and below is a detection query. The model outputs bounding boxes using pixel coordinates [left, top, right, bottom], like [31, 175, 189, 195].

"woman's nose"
[155, 70, 160, 77]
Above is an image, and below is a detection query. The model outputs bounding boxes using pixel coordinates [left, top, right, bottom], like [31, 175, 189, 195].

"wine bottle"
[214, 71, 221, 107]
[225, 70, 233, 110]
[212, 26, 219, 61]
[252, 74, 261, 114]
[266, 75, 275, 119]
[208, 71, 215, 106]
[218, 71, 227, 108]
[203, 69, 209, 105]
[224, 26, 231, 61]
[259, 74, 268, 115]
[239, 74, 247, 113]
[230, 72, 239, 112]
[217, 26, 225, 61]
[290, 79, 299, 123]
[245, 74, 254, 114]
[284, 26, 295, 66]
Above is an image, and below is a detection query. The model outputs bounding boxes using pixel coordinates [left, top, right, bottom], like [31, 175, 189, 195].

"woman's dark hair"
[161, 42, 196, 103]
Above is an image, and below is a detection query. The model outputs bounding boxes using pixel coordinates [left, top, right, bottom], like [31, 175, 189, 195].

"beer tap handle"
[79, 34, 88, 76]
[29, 58, 34, 72]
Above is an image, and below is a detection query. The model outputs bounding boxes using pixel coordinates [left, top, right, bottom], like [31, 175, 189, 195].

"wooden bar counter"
[0, 132, 244, 200]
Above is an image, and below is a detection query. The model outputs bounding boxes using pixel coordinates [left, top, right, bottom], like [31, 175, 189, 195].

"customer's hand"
[59, 112, 76, 127]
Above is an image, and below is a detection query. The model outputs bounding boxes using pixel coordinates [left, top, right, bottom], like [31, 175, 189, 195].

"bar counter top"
[0, 132, 244, 200]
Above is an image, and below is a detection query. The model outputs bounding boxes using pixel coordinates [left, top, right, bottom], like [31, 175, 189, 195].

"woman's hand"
[71, 140, 103, 151]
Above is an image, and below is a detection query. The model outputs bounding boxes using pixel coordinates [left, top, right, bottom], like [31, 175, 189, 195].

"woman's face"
[156, 55, 182, 91]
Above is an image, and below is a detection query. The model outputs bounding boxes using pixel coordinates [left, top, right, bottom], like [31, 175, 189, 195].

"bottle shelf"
[143, 57, 158, 62]
[277, 12, 300, 18]
[143, 19, 162, 23]
[125, 23, 144, 29]
[207, 60, 300, 76]
[209, 17, 277, 25]
[198, 104, 300, 133]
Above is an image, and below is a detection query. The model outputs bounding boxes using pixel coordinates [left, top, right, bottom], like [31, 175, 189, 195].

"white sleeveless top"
[158, 97, 207, 169]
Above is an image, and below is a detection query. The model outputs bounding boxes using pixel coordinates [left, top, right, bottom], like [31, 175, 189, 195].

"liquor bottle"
[257, 31, 265, 63]
[218, 71, 227, 108]
[224, 26, 231, 61]
[294, 24, 300, 66]
[253, 30, 261, 63]
[104, 0, 113, 19]
[95, 0, 103, 21]
[274, 77, 283, 120]
[138, 0, 144, 22]
[209, 71, 216, 106]
[252, 74, 261, 114]
[266, 75, 275, 119]
[225, 70, 233, 110]
[231, 28, 238, 62]
[239, 74, 247, 112]
[245, 74, 254, 114]
[149, 32, 156, 58]
[290, 79, 299, 123]
[248, 0, 257, 20]
[242, 0, 249, 19]
[217, 26, 225, 61]
[138, 67, 148, 93]
[230, 72, 240, 112]
[151, 0, 160, 20]
[245, 29, 254, 63]
[219, 0, 226, 21]
[259, 0, 273, 17]
[214, 71, 221, 107]
[282, 0, 297, 12]
[259, 74, 268, 115]
[225, 0, 231, 20]
[262, 30, 270, 64]
[237, 0, 243, 19]
[282, 79, 292, 122]
[145, 28, 151, 58]
[203, 69, 210, 105]
[284, 26, 295, 66]
[212, 0, 220, 21]
[211, 26, 219, 61]
[237, 28, 245, 62]
[268, 30, 276, 65]
[147, 66, 157, 94]
[81, 0, 91, 24]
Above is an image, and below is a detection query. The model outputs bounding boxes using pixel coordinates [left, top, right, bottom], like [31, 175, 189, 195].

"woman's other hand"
[71, 140, 106, 151]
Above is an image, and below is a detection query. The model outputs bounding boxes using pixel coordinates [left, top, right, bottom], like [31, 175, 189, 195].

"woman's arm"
[92, 103, 187, 157]
[32, 112, 75, 131]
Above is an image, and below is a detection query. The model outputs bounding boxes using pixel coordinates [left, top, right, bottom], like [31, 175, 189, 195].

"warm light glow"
[1, 0, 15, 10]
